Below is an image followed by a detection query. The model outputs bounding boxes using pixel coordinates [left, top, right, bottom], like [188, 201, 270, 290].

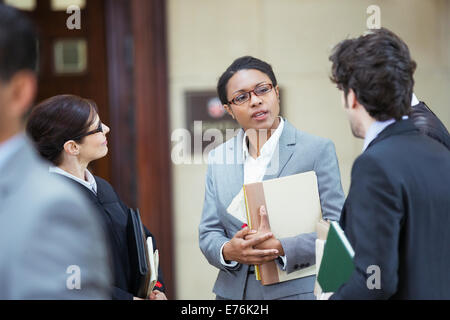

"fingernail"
[261, 206, 266, 213]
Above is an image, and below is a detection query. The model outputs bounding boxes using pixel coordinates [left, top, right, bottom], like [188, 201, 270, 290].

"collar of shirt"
[242, 117, 285, 184]
[411, 93, 420, 106]
[242, 117, 285, 160]
[49, 166, 97, 194]
[363, 115, 409, 152]
[0, 133, 26, 172]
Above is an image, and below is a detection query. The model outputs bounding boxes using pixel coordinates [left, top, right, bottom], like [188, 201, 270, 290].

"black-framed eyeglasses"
[228, 83, 274, 106]
[71, 121, 104, 141]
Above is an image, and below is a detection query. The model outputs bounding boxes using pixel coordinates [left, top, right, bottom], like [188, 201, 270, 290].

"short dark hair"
[217, 56, 278, 105]
[329, 28, 417, 121]
[26, 95, 99, 166]
[0, 3, 38, 82]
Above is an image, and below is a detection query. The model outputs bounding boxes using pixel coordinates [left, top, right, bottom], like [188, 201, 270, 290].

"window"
[50, 0, 85, 11]
[53, 38, 87, 75]
[3, 0, 36, 11]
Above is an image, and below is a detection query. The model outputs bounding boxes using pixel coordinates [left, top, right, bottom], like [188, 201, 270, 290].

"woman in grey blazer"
[198, 56, 345, 300]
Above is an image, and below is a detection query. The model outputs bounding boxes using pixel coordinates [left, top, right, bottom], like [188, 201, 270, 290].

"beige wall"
[167, 0, 450, 299]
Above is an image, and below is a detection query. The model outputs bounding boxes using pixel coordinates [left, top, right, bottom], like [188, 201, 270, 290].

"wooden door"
[4, 0, 175, 298]
[23, 0, 111, 181]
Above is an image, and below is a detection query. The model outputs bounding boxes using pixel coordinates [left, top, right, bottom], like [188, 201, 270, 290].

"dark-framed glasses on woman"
[228, 83, 273, 106]
[71, 121, 104, 141]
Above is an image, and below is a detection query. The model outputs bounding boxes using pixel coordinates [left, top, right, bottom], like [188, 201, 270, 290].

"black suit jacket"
[331, 119, 450, 299]
[59, 175, 165, 300]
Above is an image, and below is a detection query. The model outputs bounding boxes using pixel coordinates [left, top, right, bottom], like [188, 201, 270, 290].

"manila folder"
[243, 171, 322, 285]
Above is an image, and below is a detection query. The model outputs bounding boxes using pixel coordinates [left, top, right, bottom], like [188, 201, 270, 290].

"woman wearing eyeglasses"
[199, 56, 346, 300]
[26, 94, 167, 300]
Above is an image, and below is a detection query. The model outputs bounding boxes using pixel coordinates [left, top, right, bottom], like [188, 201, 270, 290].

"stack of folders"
[314, 219, 330, 296]
[127, 208, 159, 299]
[317, 221, 355, 293]
[243, 171, 322, 285]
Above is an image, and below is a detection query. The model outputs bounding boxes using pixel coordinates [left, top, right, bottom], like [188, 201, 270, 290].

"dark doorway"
[4, 0, 175, 299]
[23, 0, 111, 181]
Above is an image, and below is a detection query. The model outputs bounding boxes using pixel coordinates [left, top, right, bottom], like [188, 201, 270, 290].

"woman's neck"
[246, 117, 280, 158]
[58, 158, 88, 181]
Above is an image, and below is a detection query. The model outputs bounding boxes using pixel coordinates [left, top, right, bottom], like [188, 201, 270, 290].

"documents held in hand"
[127, 208, 159, 298]
[317, 221, 355, 293]
[242, 171, 322, 285]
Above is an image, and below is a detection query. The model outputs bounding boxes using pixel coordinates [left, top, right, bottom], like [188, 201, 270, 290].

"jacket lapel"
[263, 120, 296, 181]
[222, 130, 244, 206]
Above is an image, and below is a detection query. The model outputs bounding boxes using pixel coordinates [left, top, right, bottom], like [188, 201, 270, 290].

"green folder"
[317, 221, 355, 293]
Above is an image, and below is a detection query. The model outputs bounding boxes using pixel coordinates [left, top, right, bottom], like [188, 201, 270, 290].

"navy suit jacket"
[331, 119, 450, 299]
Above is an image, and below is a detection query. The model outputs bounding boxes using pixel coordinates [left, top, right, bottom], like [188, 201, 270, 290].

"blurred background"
[5, 0, 449, 299]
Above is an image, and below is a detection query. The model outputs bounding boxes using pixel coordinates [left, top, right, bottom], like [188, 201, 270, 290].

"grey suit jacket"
[0, 136, 112, 299]
[199, 120, 345, 300]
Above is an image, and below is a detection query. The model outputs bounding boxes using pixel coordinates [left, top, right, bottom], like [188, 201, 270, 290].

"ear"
[63, 140, 80, 156]
[7, 71, 37, 119]
[275, 85, 281, 104]
[223, 104, 235, 119]
[346, 89, 358, 110]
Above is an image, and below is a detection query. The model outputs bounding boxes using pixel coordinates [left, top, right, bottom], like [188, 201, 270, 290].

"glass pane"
[50, 0, 86, 11]
[53, 39, 87, 75]
[4, 0, 36, 11]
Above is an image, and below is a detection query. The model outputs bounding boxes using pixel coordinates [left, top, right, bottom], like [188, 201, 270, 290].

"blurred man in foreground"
[0, 3, 112, 299]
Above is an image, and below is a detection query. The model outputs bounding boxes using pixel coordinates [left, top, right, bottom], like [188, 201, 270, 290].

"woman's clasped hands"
[223, 205, 284, 265]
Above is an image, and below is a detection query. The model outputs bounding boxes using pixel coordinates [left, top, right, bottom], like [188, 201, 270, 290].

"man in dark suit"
[327, 28, 450, 299]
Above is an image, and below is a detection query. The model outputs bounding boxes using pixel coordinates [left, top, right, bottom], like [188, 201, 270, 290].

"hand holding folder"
[244, 205, 284, 254]
[243, 171, 322, 285]
[222, 226, 279, 265]
[225, 171, 323, 285]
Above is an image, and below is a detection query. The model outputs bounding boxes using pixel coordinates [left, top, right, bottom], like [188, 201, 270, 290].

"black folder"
[127, 208, 150, 298]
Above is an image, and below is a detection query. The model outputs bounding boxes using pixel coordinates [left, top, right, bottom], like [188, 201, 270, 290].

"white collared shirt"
[49, 166, 97, 195]
[363, 94, 418, 152]
[243, 117, 285, 184]
[0, 133, 26, 172]
[220, 117, 287, 269]
[363, 115, 409, 152]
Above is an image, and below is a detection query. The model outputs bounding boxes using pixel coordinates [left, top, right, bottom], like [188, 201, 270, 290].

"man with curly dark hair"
[327, 28, 450, 299]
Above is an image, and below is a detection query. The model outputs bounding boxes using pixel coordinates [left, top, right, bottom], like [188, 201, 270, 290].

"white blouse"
[49, 166, 97, 195]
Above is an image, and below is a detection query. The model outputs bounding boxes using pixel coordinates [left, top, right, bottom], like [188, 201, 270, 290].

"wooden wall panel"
[104, 0, 137, 207]
[130, 0, 174, 299]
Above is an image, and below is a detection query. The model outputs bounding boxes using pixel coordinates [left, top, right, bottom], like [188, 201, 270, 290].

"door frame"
[105, 0, 174, 299]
